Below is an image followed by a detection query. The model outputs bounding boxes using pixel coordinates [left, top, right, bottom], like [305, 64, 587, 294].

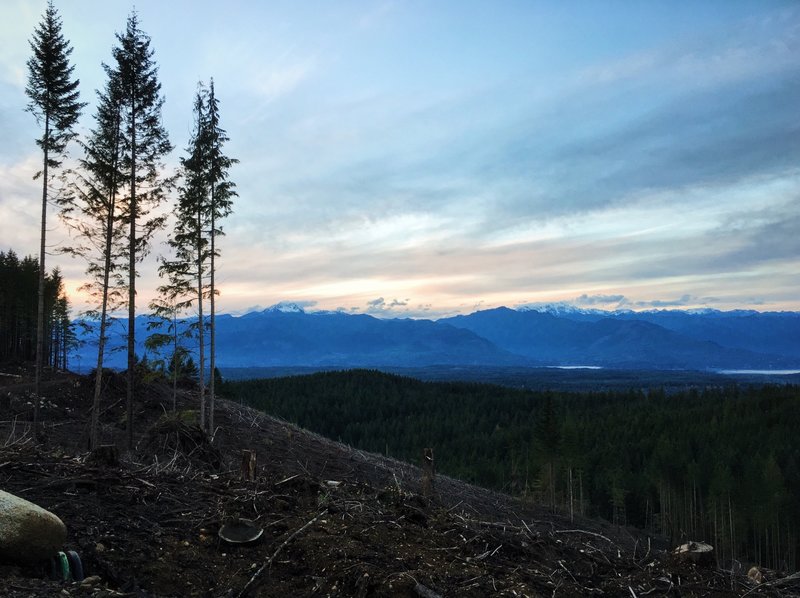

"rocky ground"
[0, 368, 798, 597]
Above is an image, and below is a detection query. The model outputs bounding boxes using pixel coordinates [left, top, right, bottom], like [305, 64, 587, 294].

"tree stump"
[421, 448, 435, 498]
[747, 566, 764, 584]
[241, 449, 257, 481]
[86, 445, 119, 467]
[672, 541, 715, 567]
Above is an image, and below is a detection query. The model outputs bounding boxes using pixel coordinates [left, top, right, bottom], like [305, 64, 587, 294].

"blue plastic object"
[57, 551, 70, 581]
[66, 550, 84, 582]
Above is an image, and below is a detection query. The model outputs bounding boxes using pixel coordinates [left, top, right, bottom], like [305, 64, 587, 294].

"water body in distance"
[717, 369, 800, 375]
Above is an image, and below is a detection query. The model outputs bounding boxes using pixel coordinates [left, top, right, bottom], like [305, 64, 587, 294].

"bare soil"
[0, 370, 797, 597]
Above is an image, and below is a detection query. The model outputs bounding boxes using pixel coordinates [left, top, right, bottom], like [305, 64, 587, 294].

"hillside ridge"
[1, 371, 793, 596]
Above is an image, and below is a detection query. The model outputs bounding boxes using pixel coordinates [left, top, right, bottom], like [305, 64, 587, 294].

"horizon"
[1, 1, 798, 319]
[79, 300, 800, 321]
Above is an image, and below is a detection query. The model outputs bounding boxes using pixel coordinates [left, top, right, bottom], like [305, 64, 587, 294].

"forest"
[224, 369, 800, 572]
[0, 249, 72, 369]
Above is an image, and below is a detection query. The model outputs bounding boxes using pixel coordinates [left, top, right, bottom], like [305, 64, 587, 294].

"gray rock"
[0, 489, 67, 563]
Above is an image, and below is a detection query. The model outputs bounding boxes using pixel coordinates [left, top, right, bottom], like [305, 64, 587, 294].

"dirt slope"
[0, 372, 796, 597]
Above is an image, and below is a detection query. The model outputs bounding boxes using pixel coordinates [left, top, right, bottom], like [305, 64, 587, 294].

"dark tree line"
[225, 370, 800, 572]
[0, 250, 73, 369]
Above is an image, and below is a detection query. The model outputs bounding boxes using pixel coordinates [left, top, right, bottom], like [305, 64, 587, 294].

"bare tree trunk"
[34, 114, 50, 438]
[569, 466, 574, 523]
[171, 310, 177, 411]
[91, 117, 120, 450]
[197, 207, 205, 431]
[60, 315, 67, 370]
[208, 203, 216, 436]
[421, 448, 435, 498]
[126, 102, 137, 452]
[241, 449, 256, 481]
[91, 196, 117, 449]
[729, 495, 735, 564]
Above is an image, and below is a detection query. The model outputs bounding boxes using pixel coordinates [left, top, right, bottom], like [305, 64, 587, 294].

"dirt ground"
[0, 369, 798, 597]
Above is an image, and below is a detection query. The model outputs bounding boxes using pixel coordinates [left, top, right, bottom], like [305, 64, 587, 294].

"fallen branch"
[236, 509, 328, 598]
[553, 528, 614, 544]
[741, 571, 800, 597]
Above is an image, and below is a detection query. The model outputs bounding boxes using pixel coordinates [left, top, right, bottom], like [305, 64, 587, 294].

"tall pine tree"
[111, 12, 173, 450]
[177, 87, 210, 430]
[61, 66, 127, 450]
[25, 0, 84, 430]
[205, 79, 237, 435]
[162, 81, 236, 435]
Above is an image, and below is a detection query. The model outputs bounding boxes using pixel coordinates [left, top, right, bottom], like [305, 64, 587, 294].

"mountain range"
[70, 304, 800, 371]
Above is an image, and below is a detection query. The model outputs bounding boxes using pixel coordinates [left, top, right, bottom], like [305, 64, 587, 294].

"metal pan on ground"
[218, 519, 264, 545]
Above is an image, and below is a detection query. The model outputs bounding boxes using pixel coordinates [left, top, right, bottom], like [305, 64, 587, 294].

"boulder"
[0, 489, 66, 563]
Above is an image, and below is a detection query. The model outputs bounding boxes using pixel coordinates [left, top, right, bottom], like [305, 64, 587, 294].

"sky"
[1, 1, 798, 319]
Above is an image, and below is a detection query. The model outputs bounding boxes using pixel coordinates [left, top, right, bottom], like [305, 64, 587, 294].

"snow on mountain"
[517, 303, 599, 316]
[516, 303, 633, 318]
[262, 302, 306, 314]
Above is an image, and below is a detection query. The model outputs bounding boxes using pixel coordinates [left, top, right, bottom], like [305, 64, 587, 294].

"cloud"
[366, 297, 409, 313]
[358, 1, 398, 29]
[250, 57, 316, 104]
[220, 6, 800, 255]
[574, 9, 799, 92]
[360, 296, 445, 318]
[636, 294, 696, 308]
[574, 294, 628, 307]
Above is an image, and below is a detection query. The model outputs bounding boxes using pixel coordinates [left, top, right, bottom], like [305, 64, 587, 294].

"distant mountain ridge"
[441, 307, 799, 369]
[70, 304, 800, 371]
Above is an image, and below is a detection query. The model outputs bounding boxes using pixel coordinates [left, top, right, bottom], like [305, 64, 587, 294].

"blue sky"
[1, 1, 798, 317]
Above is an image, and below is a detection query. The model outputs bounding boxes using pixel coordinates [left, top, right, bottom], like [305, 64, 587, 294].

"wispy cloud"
[357, 1, 398, 30]
[575, 294, 628, 307]
[250, 55, 316, 104]
[636, 295, 696, 308]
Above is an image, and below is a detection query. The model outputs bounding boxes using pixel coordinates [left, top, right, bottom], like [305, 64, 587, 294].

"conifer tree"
[147, 257, 193, 411]
[205, 79, 237, 435]
[61, 67, 127, 449]
[172, 87, 211, 429]
[164, 81, 236, 435]
[25, 0, 84, 428]
[110, 12, 173, 450]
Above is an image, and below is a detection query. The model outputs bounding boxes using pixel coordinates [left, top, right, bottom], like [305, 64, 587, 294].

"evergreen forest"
[0, 249, 72, 369]
[225, 369, 800, 571]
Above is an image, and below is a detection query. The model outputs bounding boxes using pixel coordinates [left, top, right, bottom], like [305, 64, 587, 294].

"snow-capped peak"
[517, 303, 602, 316]
[264, 302, 306, 314]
